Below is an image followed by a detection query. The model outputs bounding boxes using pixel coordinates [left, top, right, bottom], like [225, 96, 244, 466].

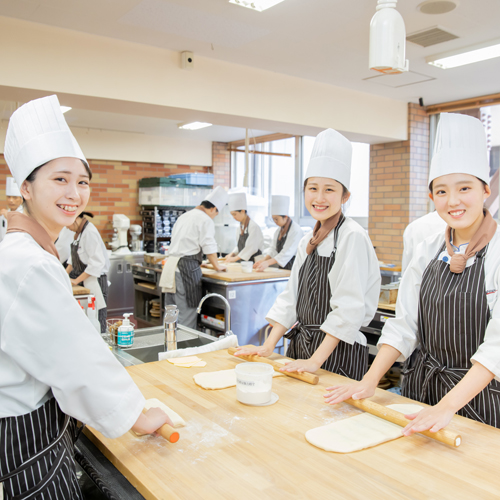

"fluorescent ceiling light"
[178, 122, 212, 130]
[427, 40, 500, 69]
[229, 0, 285, 12]
[60, 106, 72, 114]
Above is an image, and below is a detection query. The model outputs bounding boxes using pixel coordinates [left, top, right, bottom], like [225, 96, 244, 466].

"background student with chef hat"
[0, 95, 171, 499]
[326, 113, 500, 432]
[65, 211, 110, 333]
[236, 129, 380, 378]
[160, 186, 228, 329]
[225, 192, 264, 263]
[0, 177, 24, 243]
[254, 195, 303, 272]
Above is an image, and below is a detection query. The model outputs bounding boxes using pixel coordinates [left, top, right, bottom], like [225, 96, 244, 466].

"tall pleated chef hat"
[204, 186, 228, 213]
[429, 113, 489, 187]
[271, 195, 290, 216]
[4, 95, 88, 187]
[305, 128, 352, 190]
[228, 192, 247, 211]
[6, 177, 22, 197]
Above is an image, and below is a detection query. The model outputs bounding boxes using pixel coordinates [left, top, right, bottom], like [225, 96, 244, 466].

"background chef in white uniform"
[0, 177, 23, 243]
[225, 192, 264, 263]
[161, 186, 228, 329]
[66, 211, 110, 333]
[254, 195, 303, 272]
[54, 225, 75, 266]
[0, 95, 171, 500]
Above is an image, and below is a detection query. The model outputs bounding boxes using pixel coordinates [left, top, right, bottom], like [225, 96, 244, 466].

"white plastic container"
[240, 261, 253, 273]
[235, 362, 274, 405]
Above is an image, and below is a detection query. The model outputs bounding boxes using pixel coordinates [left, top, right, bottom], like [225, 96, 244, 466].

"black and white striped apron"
[177, 250, 203, 308]
[275, 220, 295, 271]
[285, 214, 368, 380]
[401, 243, 500, 428]
[0, 398, 82, 500]
[70, 220, 108, 333]
[238, 223, 261, 262]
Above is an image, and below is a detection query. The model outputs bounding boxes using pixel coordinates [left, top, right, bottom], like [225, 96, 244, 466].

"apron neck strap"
[278, 217, 292, 241]
[74, 218, 89, 240]
[240, 215, 250, 235]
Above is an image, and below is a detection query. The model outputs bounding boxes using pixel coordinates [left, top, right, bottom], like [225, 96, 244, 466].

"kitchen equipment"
[164, 305, 179, 351]
[228, 346, 319, 385]
[141, 409, 179, 443]
[345, 398, 461, 447]
[235, 362, 274, 405]
[110, 214, 131, 254]
[129, 224, 143, 252]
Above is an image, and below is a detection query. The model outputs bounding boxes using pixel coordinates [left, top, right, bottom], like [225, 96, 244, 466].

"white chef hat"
[305, 128, 352, 190]
[204, 186, 228, 213]
[6, 177, 22, 197]
[4, 95, 88, 187]
[271, 195, 290, 216]
[228, 192, 247, 211]
[429, 113, 489, 187]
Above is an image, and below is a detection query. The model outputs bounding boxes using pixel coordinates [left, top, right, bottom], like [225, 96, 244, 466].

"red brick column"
[212, 142, 231, 189]
[368, 103, 430, 264]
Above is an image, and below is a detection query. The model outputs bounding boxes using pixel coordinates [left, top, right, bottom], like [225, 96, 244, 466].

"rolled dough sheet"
[194, 368, 284, 390]
[133, 398, 187, 436]
[305, 403, 423, 453]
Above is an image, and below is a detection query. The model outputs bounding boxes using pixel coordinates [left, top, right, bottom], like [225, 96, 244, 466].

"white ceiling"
[0, 0, 499, 140]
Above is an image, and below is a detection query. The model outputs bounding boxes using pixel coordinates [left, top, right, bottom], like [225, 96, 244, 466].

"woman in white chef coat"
[224, 192, 264, 263]
[254, 195, 303, 272]
[0, 177, 23, 243]
[0, 96, 171, 500]
[236, 129, 380, 379]
[66, 211, 110, 333]
[326, 113, 500, 432]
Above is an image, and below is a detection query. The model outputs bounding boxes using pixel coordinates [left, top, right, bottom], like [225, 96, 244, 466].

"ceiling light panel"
[427, 41, 500, 69]
[178, 122, 213, 130]
[60, 106, 72, 114]
[229, 0, 285, 12]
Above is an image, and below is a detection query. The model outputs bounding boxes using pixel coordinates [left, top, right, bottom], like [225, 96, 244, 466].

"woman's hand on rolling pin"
[401, 403, 455, 436]
[225, 255, 240, 263]
[279, 358, 319, 374]
[253, 260, 270, 272]
[132, 408, 173, 435]
[234, 344, 274, 358]
[70, 278, 82, 286]
[323, 379, 377, 405]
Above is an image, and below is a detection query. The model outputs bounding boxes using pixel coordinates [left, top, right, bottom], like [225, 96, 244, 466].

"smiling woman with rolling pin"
[0, 96, 173, 500]
[326, 113, 500, 436]
[236, 129, 381, 381]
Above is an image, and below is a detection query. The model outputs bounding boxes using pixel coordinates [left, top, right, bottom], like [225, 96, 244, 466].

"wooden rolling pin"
[141, 409, 180, 443]
[346, 398, 461, 447]
[228, 347, 319, 385]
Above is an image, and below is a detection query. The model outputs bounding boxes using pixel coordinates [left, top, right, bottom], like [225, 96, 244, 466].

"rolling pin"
[228, 347, 319, 385]
[345, 398, 461, 447]
[141, 409, 180, 443]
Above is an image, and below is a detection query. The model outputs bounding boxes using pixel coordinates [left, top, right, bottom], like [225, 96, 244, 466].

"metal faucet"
[197, 293, 233, 337]
[164, 304, 179, 351]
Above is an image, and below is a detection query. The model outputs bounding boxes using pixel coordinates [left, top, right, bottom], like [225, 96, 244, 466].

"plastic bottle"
[87, 296, 100, 332]
[117, 313, 135, 347]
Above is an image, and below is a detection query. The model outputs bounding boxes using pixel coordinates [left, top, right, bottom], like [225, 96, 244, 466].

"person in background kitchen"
[0, 95, 171, 500]
[0, 177, 24, 244]
[54, 225, 75, 267]
[65, 211, 110, 333]
[236, 129, 381, 379]
[224, 192, 264, 263]
[326, 113, 500, 432]
[254, 195, 304, 272]
[160, 186, 228, 329]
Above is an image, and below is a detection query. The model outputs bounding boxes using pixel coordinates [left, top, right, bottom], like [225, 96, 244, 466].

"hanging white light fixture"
[229, 0, 285, 12]
[369, 0, 409, 74]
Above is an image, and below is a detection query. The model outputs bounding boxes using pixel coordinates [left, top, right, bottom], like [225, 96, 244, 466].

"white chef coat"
[266, 217, 381, 345]
[0, 232, 144, 438]
[231, 218, 264, 261]
[264, 220, 304, 268]
[380, 228, 500, 382]
[0, 206, 23, 243]
[401, 211, 446, 274]
[55, 226, 75, 264]
[68, 221, 110, 276]
[168, 209, 218, 257]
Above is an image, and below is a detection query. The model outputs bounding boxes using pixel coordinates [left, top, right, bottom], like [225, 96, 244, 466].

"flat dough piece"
[174, 361, 207, 368]
[305, 404, 423, 453]
[275, 359, 292, 366]
[193, 368, 284, 390]
[144, 398, 186, 428]
[168, 356, 201, 364]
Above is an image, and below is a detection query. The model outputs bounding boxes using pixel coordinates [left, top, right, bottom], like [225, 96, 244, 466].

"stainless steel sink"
[109, 325, 217, 366]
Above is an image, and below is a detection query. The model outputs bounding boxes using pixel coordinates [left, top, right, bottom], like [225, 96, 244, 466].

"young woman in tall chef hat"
[0, 96, 172, 500]
[253, 195, 304, 272]
[327, 113, 500, 432]
[236, 129, 381, 379]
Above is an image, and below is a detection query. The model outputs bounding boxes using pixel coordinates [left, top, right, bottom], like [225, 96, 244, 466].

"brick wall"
[368, 103, 430, 264]
[1, 146, 231, 243]
[212, 142, 231, 189]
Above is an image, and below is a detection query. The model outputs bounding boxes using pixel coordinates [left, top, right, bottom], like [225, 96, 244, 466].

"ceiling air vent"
[406, 26, 458, 47]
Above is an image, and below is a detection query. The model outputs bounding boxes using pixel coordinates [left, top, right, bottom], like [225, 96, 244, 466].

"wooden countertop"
[85, 350, 500, 500]
[72, 285, 90, 296]
[202, 263, 291, 282]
